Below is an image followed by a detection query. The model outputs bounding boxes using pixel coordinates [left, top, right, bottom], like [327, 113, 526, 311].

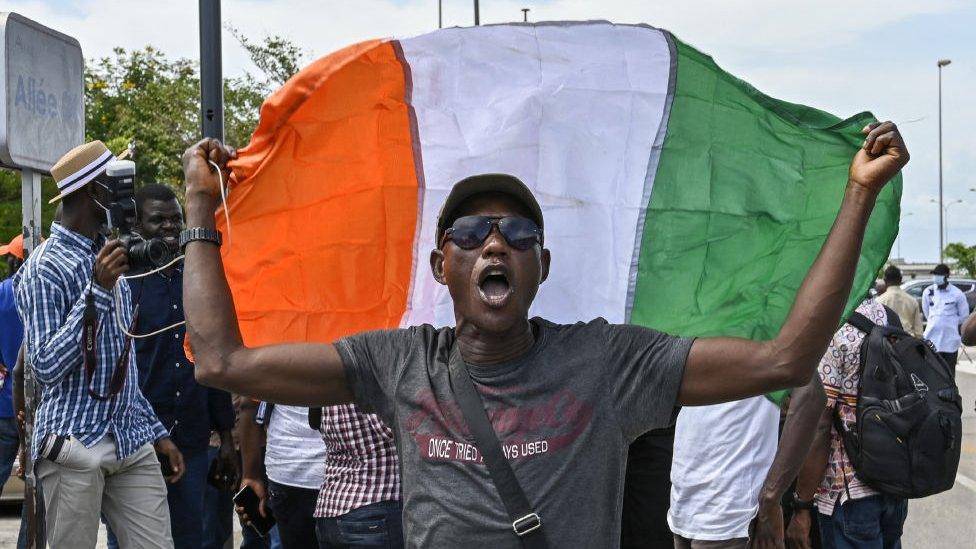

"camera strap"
[82, 282, 137, 401]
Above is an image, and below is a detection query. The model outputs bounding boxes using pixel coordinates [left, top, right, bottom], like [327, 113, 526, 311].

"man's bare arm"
[182, 139, 353, 406]
[678, 122, 908, 405]
[759, 375, 826, 504]
[785, 406, 832, 549]
[962, 311, 976, 346]
[751, 374, 826, 548]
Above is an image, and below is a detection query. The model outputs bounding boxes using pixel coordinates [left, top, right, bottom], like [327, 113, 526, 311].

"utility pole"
[199, 0, 224, 140]
[522, 8, 530, 22]
[937, 58, 951, 262]
[439, 0, 443, 28]
[474, 0, 480, 25]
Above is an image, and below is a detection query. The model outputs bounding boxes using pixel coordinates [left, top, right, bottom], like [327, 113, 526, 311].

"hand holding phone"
[158, 451, 175, 477]
[234, 480, 275, 537]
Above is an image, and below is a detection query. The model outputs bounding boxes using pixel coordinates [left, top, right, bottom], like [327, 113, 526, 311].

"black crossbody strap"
[846, 311, 877, 334]
[447, 345, 548, 548]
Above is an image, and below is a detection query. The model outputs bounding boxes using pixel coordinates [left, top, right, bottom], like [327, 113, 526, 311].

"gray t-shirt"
[336, 317, 692, 548]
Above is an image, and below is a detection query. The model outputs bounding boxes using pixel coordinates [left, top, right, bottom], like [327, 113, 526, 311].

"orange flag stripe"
[218, 40, 420, 347]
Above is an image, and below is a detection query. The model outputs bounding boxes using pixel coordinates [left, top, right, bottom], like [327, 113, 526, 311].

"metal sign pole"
[20, 168, 41, 253]
[199, 0, 224, 140]
[20, 167, 42, 548]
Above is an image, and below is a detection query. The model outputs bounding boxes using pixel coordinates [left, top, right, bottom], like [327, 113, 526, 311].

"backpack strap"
[830, 403, 855, 501]
[447, 344, 548, 548]
[847, 311, 877, 334]
[882, 305, 903, 330]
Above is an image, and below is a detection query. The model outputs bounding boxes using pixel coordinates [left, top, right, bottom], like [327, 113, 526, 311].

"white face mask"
[934, 274, 947, 285]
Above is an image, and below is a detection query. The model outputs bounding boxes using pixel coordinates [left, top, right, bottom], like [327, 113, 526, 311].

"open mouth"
[478, 267, 513, 308]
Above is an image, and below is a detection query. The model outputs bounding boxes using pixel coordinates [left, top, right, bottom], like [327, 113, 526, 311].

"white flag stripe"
[398, 22, 673, 327]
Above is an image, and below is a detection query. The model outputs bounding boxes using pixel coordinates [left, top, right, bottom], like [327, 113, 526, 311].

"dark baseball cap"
[932, 263, 950, 276]
[435, 173, 544, 243]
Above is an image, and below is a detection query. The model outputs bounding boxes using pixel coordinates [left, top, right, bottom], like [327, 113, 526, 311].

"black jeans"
[316, 500, 404, 548]
[938, 351, 957, 375]
[267, 479, 320, 548]
[621, 427, 675, 548]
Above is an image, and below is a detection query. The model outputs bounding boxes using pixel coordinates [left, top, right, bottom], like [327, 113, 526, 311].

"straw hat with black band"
[49, 140, 116, 204]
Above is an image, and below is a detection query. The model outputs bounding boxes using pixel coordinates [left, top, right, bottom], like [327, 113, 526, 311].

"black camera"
[99, 160, 173, 269]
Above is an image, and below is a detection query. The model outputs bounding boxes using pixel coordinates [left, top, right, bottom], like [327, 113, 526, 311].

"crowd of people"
[0, 118, 964, 549]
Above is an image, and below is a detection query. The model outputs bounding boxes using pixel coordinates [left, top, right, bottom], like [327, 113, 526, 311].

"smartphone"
[233, 485, 276, 537]
[157, 452, 176, 477]
[207, 456, 237, 491]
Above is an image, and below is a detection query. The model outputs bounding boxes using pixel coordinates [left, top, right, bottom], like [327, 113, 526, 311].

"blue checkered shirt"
[14, 223, 168, 461]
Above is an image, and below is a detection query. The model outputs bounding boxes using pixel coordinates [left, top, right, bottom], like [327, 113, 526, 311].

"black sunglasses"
[443, 215, 543, 251]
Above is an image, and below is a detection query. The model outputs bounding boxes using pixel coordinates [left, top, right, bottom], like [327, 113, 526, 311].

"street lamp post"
[438, 0, 442, 28]
[945, 199, 964, 245]
[930, 197, 963, 247]
[474, 0, 480, 25]
[938, 58, 951, 261]
[522, 8, 530, 22]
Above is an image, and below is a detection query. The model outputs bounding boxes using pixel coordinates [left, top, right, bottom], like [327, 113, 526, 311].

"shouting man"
[181, 122, 907, 547]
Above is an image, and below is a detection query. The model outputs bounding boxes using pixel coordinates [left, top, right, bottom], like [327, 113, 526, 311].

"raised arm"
[678, 122, 908, 405]
[182, 139, 352, 406]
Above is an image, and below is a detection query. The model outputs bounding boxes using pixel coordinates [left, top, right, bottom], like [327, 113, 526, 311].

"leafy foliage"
[945, 242, 976, 278]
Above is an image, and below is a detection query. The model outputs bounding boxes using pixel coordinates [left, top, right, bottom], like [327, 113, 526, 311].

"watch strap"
[180, 227, 222, 252]
[792, 492, 816, 511]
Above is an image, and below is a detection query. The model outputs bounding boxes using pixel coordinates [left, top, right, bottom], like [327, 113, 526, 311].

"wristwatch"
[792, 492, 816, 511]
[179, 227, 222, 252]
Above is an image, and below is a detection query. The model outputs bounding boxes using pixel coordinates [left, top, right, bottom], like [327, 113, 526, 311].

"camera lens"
[124, 235, 174, 269]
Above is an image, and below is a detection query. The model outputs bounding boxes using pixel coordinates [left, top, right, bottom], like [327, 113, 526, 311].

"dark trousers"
[0, 417, 18, 491]
[818, 495, 907, 549]
[316, 500, 403, 549]
[106, 447, 210, 549]
[202, 446, 234, 549]
[240, 524, 281, 549]
[621, 427, 675, 548]
[938, 351, 958, 375]
[267, 479, 320, 548]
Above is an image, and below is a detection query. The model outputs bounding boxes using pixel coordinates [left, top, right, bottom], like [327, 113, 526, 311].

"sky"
[7, 0, 976, 263]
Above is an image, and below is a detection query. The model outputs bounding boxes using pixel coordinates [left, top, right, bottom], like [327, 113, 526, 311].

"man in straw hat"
[13, 140, 183, 548]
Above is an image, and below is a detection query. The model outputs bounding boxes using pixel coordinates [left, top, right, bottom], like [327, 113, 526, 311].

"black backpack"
[833, 311, 963, 499]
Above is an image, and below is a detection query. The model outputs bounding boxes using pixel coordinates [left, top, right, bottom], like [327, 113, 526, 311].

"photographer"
[106, 183, 236, 549]
[13, 140, 181, 549]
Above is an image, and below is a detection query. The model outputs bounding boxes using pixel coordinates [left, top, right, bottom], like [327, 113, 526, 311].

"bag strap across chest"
[447, 344, 548, 548]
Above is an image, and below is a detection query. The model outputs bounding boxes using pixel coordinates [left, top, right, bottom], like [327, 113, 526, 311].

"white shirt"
[668, 396, 780, 540]
[265, 405, 327, 490]
[922, 283, 969, 353]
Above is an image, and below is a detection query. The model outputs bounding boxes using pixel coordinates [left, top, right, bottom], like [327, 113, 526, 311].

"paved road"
[0, 362, 971, 548]
[0, 506, 243, 547]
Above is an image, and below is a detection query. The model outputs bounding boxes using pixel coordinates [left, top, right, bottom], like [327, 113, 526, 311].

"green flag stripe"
[630, 37, 901, 401]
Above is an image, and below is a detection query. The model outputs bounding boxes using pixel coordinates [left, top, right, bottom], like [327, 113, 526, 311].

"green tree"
[1, 32, 308, 261]
[945, 242, 976, 278]
[228, 26, 310, 88]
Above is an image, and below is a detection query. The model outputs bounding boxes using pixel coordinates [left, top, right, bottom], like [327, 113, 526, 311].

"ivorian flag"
[220, 22, 900, 397]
